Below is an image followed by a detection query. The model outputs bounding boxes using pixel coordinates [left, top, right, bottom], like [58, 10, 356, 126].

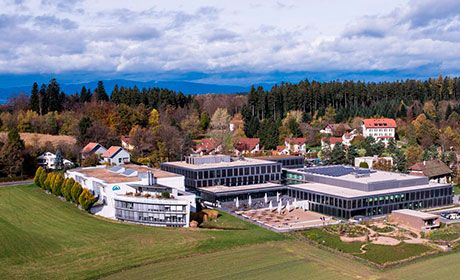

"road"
[0, 179, 34, 187]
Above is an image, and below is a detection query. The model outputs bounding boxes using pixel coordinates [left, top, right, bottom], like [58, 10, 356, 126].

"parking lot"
[430, 207, 460, 224]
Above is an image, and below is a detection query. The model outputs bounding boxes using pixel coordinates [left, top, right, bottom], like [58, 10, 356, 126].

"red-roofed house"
[80, 142, 107, 159]
[193, 138, 222, 155]
[284, 138, 307, 154]
[362, 118, 396, 145]
[234, 138, 260, 155]
[321, 137, 343, 150]
[102, 146, 130, 166]
[121, 136, 135, 151]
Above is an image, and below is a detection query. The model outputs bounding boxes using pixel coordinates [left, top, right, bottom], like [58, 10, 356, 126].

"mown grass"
[303, 227, 363, 254]
[428, 224, 460, 241]
[0, 184, 284, 279]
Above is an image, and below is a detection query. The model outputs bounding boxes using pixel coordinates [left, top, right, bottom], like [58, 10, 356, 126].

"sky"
[1, 0, 460, 87]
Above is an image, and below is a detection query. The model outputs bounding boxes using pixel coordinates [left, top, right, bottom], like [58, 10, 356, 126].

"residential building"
[283, 138, 307, 154]
[160, 154, 282, 190]
[66, 164, 195, 227]
[102, 146, 130, 166]
[229, 113, 244, 132]
[285, 165, 453, 219]
[37, 152, 73, 170]
[409, 160, 452, 184]
[354, 156, 393, 169]
[362, 118, 396, 145]
[389, 209, 440, 232]
[320, 123, 351, 136]
[321, 137, 343, 150]
[193, 138, 222, 155]
[81, 142, 107, 159]
[121, 136, 135, 151]
[234, 137, 260, 155]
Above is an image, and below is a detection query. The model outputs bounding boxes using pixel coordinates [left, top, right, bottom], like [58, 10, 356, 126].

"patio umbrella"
[276, 192, 280, 202]
[286, 200, 291, 212]
[264, 193, 268, 204]
[277, 201, 282, 214]
[269, 200, 273, 210]
[248, 195, 252, 206]
[235, 197, 239, 208]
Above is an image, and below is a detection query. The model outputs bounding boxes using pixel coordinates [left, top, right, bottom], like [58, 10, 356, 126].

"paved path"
[0, 179, 33, 187]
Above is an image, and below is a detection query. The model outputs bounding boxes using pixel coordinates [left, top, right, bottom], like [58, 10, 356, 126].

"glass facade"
[288, 186, 453, 219]
[115, 199, 188, 227]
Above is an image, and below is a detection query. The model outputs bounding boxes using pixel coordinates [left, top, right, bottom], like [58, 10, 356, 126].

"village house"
[37, 152, 74, 170]
[409, 159, 453, 184]
[362, 118, 396, 145]
[320, 123, 352, 136]
[354, 156, 393, 169]
[81, 142, 107, 159]
[234, 137, 260, 155]
[279, 137, 307, 155]
[121, 136, 135, 151]
[102, 146, 131, 166]
[193, 138, 222, 155]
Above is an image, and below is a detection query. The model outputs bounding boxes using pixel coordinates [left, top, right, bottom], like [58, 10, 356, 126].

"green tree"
[34, 166, 45, 187]
[46, 78, 63, 112]
[79, 86, 92, 103]
[346, 145, 359, 165]
[62, 178, 75, 201]
[71, 182, 83, 204]
[259, 119, 280, 150]
[199, 112, 210, 131]
[393, 149, 407, 172]
[94, 81, 109, 101]
[0, 128, 25, 177]
[30, 82, 40, 113]
[39, 171, 47, 189]
[54, 149, 64, 170]
[78, 116, 93, 144]
[51, 173, 64, 196]
[287, 117, 302, 137]
[359, 161, 369, 169]
[330, 143, 346, 164]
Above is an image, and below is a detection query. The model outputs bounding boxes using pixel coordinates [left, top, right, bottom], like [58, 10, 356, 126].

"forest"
[1, 76, 460, 180]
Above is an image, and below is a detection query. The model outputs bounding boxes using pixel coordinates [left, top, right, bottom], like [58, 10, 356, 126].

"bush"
[39, 171, 47, 189]
[79, 189, 97, 211]
[62, 178, 75, 201]
[161, 192, 171, 199]
[44, 173, 53, 192]
[202, 209, 219, 220]
[51, 174, 64, 196]
[81, 154, 100, 167]
[71, 182, 83, 204]
[359, 162, 369, 169]
[34, 167, 45, 187]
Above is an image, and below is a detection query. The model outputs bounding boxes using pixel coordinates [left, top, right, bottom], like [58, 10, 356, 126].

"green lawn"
[2, 184, 460, 280]
[302, 227, 435, 265]
[0, 185, 284, 279]
[428, 224, 460, 241]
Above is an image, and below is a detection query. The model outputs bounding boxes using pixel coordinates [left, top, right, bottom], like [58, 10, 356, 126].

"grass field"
[1, 184, 460, 280]
[0, 132, 76, 148]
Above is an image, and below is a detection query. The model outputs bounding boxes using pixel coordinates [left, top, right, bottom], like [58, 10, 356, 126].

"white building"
[354, 156, 393, 169]
[66, 164, 195, 228]
[362, 118, 396, 145]
[37, 152, 73, 170]
[102, 146, 130, 166]
[81, 142, 107, 159]
[283, 138, 307, 154]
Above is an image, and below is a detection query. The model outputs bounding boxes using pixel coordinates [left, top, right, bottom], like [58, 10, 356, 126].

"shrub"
[71, 182, 83, 204]
[39, 171, 47, 189]
[34, 167, 44, 187]
[51, 174, 64, 196]
[359, 162, 369, 169]
[79, 189, 97, 211]
[61, 178, 69, 199]
[44, 173, 53, 192]
[81, 154, 100, 167]
[63, 178, 75, 201]
[202, 209, 219, 220]
[161, 192, 171, 199]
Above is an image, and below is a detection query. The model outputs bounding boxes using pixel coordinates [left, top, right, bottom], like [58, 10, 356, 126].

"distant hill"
[0, 79, 271, 103]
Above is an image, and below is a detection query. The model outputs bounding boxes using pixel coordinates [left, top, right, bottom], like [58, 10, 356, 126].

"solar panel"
[303, 166, 375, 177]
[109, 166, 123, 172]
[121, 169, 136, 176]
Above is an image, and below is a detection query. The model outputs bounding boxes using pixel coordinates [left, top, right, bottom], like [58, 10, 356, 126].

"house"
[321, 137, 343, 150]
[320, 123, 352, 136]
[37, 152, 73, 170]
[284, 138, 307, 154]
[102, 146, 130, 166]
[121, 136, 135, 151]
[362, 118, 396, 145]
[234, 138, 260, 155]
[81, 142, 107, 159]
[193, 138, 222, 155]
[409, 159, 452, 184]
[354, 156, 393, 169]
[229, 113, 244, 132]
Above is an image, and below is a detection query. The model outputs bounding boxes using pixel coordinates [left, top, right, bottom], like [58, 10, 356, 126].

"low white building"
[354, 156, 393, 169]
[37, 152, 73, 170]
[283, 138, 307, 154]
[102, 146, 130, 166]
[65, 164, 195, 228]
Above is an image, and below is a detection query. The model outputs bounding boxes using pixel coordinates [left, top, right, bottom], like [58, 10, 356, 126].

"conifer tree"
[30, 82, 40, 113]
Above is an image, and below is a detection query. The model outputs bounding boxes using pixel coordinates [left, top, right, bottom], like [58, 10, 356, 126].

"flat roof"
[392, 209, 439, 220]
[162, 157, 278, 170]
[255, 155, 304, 160]
[199, 182, 284, 194]
[289, 181, 449, 198]
[71, 165, 181, 184]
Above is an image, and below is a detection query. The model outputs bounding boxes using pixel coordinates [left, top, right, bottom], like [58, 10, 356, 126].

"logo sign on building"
[112, 185, 121, 191]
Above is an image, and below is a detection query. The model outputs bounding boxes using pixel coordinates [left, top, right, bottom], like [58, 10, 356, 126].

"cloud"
[34, 15, 78, 29]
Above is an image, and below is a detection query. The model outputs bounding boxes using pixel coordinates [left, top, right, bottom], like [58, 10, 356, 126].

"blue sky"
[1, 0, 460, 87]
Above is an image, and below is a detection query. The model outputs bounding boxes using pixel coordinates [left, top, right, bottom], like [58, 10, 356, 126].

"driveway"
[0, 179, 34, 187]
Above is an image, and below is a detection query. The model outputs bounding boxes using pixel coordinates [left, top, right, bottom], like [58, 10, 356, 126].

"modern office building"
[66, 164, 196, 227]
[160, 155, 282, 190]
[284, 165, 453, 219]
[255, 155, 304, 169]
